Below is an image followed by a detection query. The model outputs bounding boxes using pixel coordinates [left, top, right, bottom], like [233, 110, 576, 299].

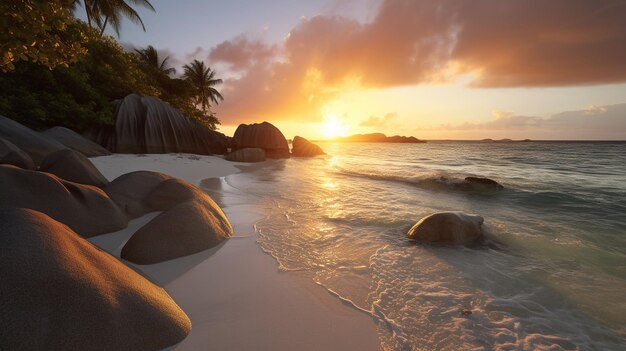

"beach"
[89, 153, 381, 351]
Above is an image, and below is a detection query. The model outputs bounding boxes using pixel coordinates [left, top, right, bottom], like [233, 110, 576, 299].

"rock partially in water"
[0, 208, 191, 350]
[122, 178, 233, 264]
[0, 137, 35, 170]
[39, 149, 108, 187]
[0, 115, 67, 164]
[225, 148, 266, 162]
[85, 94, 229, 155]
[0, 165, 127, 237]
[104, 170, 173, 219]
[464, 176, 504, 190]
[407, 212, 484, 245]
[232, 121, 290, 159]
[42, 126, 111, 157]
[292, 136, 325, 157]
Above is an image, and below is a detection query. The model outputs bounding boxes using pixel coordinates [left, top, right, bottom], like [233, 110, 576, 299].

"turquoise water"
[221, 141, 626, 350]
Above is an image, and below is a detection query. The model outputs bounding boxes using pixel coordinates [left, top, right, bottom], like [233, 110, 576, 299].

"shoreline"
[89, 153, 381, 351]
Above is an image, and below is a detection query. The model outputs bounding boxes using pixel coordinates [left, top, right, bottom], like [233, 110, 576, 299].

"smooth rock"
[39, 149, 109, 187]
[407, 212, 484, 245]
[42, 126, 111, 157]
[225, 148, 266, 162]
[0, 115, 67, 164]
[291, 136, 325, 157]
[0, 138, 35, 169]
[104, 170, 172, 219]
[231, 121, 290, 159]
[0, 208, 191, 350]
[122, 200, 233, 264]
[464, 176, 504, 190]
[85, 94, 229, 154]
[121, 178, 233, 264]
[0, 165, 127, 237]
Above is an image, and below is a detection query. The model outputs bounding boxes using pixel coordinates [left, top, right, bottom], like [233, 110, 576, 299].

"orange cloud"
[210, 0, 626, 123]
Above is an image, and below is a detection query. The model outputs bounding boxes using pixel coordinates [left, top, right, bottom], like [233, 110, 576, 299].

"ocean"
[216, 141, 626, 350]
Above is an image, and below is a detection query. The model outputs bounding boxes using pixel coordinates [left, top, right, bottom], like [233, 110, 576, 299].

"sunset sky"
[92, 0, 626, 140]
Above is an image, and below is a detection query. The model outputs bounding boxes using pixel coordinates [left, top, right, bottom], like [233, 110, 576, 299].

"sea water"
[217, 141, 626, 350]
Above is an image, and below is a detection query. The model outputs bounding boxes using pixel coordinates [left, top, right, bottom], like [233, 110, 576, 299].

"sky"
[83, 0, 626, 140]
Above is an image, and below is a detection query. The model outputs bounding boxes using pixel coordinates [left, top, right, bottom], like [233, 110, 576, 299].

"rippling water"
[219, 141, 626, 350]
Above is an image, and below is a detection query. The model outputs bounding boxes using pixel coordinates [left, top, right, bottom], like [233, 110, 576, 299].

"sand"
[89, 153, 381, 351]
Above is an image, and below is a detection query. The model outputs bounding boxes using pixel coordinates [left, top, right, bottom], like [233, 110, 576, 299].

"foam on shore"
[88, 153, 381, 351]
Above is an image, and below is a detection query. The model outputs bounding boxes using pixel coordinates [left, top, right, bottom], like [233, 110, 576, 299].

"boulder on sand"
[291, 136, 325, 157]
[122, 200, 233, 264]
[0, 208, 191, 350]
[0, 138, 35, 170]
[122, 178, 233, 264]
[104, 170, 173, 219]
[231, 121, 290, 159]
[0, 115, 67, 164]
[42, 126, 111, 157]
[225, 148, 266, 162]
[0, 165, 126, 236]
[407, 212, 484, 245]
[85, 94, 229, 155]
[39, 149, 109, 187]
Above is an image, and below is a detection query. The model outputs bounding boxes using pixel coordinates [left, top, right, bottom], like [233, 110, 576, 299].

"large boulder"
[0, 115, 67, 164]
[0, 165, 127, 236]
[104, 170, 173, 219]
[122, 178, 233, 264]
[291, 136, 325, 157]
[231, 121, 290, 159]
[42, 126, 111, 157]
[122, 200, 233, 264]
[85, 94, 229, 155]
[39, 149, 109, 187]
[0, 137, 35, 170]
[0, 208, 191, 350]
[407, 212, 484, 245]
[225, 148, 266, 162]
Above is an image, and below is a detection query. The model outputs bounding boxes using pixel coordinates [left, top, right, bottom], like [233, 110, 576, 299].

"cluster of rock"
[85, 94, 230, 155]
[224, 121, 326, 161]
[1, 114, 236, 348]
[104, 171, 233, 264]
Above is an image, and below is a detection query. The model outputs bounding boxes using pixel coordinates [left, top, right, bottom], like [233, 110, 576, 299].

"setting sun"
[322, 114, 349, 139]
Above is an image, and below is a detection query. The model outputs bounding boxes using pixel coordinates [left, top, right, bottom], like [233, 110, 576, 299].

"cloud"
[210, 0, 626, 123]
[359, 112, 397, 127]
[434, 103, 626, 139]
[208, 35, 278, 71]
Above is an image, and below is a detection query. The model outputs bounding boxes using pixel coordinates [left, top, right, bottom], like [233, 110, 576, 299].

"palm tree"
[182, 60, 224, 114]
[77, 0, 155, 36]
[134, 45, 175, 76]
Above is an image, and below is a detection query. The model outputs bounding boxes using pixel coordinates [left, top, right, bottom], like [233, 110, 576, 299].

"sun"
[322, 114, 349, 139]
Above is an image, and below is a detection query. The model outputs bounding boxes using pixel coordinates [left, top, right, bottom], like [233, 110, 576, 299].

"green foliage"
[0, 0, 87, 72]
[0, 4, 224, 132]
[0, 21, 157, 131]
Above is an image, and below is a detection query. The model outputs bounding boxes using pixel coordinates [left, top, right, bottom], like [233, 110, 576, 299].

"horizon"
[80, 0, 626, 141]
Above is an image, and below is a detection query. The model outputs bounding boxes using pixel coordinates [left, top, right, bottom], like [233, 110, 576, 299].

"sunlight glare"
[322, 114, 349, 139]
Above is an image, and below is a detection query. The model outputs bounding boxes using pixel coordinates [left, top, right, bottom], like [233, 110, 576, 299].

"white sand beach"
[89, 153, 381, 351]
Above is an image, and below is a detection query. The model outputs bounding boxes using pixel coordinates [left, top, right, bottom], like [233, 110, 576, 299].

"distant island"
[331, 133, 426, 143]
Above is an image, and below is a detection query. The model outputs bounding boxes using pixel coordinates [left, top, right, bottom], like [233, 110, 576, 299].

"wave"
[335, 168, 505, 194]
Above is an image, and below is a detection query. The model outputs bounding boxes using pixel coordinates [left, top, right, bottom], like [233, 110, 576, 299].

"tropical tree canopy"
[182, 59, 224, 114]
[135, 45, 175, 76]
[78, 0, 154, 36]
[0, 0, 87, 72]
